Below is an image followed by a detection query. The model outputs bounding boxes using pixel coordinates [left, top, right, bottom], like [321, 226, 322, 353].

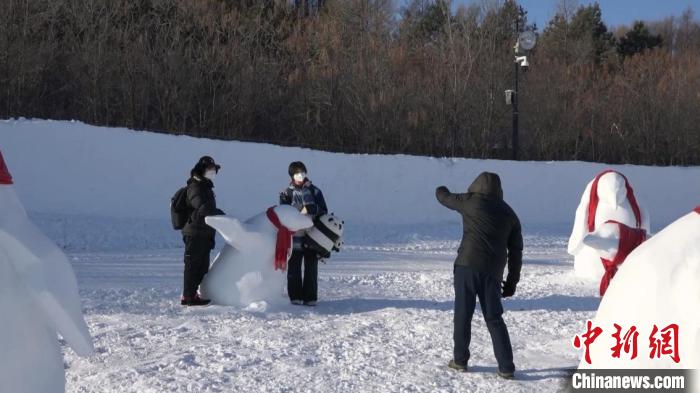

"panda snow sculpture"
[305, 213, 344, 259]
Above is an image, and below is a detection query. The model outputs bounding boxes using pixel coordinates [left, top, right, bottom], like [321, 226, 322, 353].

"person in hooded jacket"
[181, 156, 225, 306]
[436, 172, 523, 379]
[279, 161, 327, 306]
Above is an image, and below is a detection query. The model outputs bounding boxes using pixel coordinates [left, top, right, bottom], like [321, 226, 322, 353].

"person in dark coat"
[181, 156, 225, 306]
[279, 161, 327, 306]
[436, 172, 523, 379]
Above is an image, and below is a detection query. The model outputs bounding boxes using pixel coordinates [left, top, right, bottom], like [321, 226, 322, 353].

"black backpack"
[170, 186, 190, 230]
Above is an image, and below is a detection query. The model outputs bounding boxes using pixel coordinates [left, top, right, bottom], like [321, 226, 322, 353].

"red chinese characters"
[573, 320, 603, 364]
[649, 324, 680, 363]
[611, 324, 639, 360]
[574, 322, 681, 364]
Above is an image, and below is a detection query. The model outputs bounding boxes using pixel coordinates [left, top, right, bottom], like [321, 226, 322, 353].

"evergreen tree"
[618, 21, 663, 58]
[568, 2, 615, 64]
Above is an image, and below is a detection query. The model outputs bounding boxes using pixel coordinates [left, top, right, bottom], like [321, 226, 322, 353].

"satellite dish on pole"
[518, 30, 537, 51]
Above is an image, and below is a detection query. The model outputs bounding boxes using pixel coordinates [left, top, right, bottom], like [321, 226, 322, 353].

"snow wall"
[1, 119, 698, 251]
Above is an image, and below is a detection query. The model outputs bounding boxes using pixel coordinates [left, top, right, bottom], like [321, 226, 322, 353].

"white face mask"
[293, 172, 306, 183]
[204, 169, 217, 180]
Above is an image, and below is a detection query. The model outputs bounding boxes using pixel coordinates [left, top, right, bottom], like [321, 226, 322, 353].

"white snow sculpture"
[578, 206, 700, 370]
[582, 220, 647, 296]
[568, 170, 650, 282]
[200, 205, 314, 306]
[0, 150, 94, 393]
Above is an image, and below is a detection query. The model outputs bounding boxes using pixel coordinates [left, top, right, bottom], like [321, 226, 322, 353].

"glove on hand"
[501, 280, 517, 298]
[279, 192, 291, 204]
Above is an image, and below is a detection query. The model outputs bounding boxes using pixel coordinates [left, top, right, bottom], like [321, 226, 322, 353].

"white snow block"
[200, 205, 314, 306]
[579, 208, 700, 369]
[568, 171, 650, 282]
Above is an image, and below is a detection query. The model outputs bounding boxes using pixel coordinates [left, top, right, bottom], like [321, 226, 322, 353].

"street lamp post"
[510, 8, 536, 160]
[513, 12, 520, 161]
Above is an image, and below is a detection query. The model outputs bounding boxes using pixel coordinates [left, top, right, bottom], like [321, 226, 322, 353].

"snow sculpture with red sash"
[568, 170, 651, 286]
[200, 205, 314, 307]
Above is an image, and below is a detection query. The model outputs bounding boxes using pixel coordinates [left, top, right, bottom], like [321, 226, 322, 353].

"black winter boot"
[181, 295, 211, 306]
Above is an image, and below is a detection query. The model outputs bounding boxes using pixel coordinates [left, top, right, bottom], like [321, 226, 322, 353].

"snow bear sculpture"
[0, 150, 94, 393]
[200, 205, 314, 306]
[568, 170, 650, 282]
[578, 207, 700, 370]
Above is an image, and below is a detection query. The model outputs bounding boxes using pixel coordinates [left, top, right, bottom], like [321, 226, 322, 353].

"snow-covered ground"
[65, 235, 594, 393]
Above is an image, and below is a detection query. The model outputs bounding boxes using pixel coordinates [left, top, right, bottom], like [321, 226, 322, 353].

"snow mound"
[580, 207, 700, 369]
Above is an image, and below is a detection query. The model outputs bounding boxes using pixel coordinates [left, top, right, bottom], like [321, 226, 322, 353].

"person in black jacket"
[436, 172, 523, 379]
[279, 161, 328, 306]
[181, 156, 225, 306]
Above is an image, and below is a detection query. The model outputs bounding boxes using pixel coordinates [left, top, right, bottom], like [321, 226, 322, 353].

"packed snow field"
[64, 235, 593, 393]
[2, 120, 698, 392]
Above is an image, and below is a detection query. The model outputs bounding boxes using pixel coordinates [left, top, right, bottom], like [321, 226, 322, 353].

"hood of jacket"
[467, 172, 503, 199]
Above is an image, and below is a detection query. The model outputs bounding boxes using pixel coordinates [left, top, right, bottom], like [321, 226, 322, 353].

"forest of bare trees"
[1, 0, 699, 165]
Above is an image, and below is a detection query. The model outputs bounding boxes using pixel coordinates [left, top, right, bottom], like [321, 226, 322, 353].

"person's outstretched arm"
[435, 186, 467, 211]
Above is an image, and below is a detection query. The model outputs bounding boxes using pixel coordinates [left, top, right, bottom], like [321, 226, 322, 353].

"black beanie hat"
[288, 161, 307, 178]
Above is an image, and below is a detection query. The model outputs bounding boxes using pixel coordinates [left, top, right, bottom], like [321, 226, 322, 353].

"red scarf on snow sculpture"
[266, 207, 293, 271]
[599, 220, 647, 296]
[695, 206, 700, 214]
[587, 170, 642, 232]
[0, 151, 13, 185]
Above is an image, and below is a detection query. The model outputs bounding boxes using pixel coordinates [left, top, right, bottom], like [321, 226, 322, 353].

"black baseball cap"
[198, 156, 221, 171]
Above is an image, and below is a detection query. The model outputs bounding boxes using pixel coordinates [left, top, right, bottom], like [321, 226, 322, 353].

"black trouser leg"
[287, 250, 304, 301]
[302, 249, 318, 302]
[453, 265, 477, 365]
[196, 237, 212, 297]
[195, 252, 210, 298]
[478, 271, 515, 373]
[183, 236, 211, 298]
